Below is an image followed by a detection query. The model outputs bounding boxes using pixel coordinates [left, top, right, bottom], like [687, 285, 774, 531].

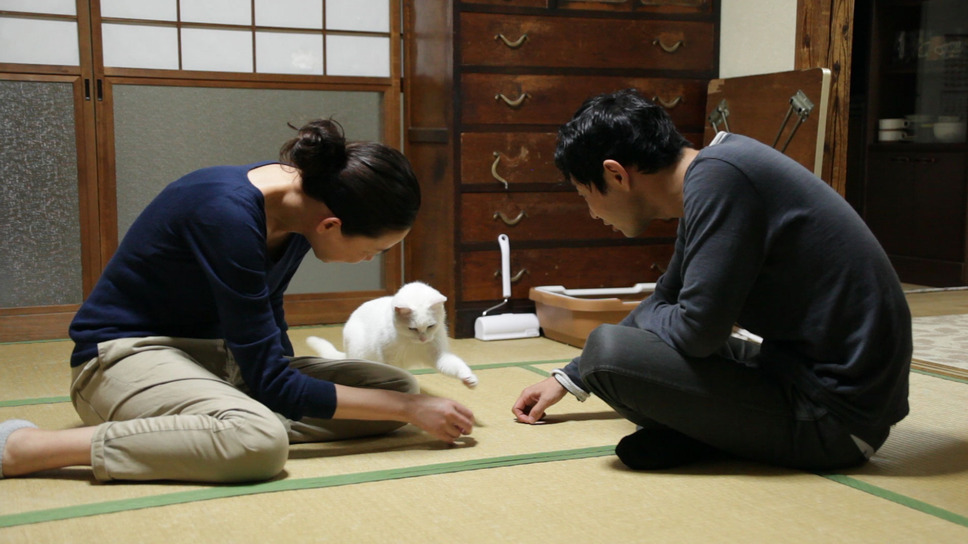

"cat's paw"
[461, 373, 479, 388]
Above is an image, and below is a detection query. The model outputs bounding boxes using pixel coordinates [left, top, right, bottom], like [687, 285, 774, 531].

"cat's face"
[391, 282, 448, 343]
[393, 304, 445, 343]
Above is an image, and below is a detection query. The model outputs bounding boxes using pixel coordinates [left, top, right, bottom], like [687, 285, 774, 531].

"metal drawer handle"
[653, 38, 685, 53]
[495, 92, 530, 108]
[491, 152, 510, 189]
[652, 95, 683, 109]
[495, 33, 528, 49]
[641, 0, 706, 6]
[494, 268, 528, 283]
[493, 210, 527, 226]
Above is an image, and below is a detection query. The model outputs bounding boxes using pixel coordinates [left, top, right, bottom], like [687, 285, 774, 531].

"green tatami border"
[5, 448, 968, 532]
[3, 361, 960, 410]
[911, 367, 968, 385]
[821, 473, 968, 528]
[3, 359, 967, 532]
[0, 360, 571, 408]
[0, 396, 72, 408]
[0, 445, 615, 529]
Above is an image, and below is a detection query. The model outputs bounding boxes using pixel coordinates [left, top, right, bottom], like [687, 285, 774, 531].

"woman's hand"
[332, 384, 473, 443]
[404, 395, 475, 443]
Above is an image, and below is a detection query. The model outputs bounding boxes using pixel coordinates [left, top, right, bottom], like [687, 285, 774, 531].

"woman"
[0, 119, 474, 483]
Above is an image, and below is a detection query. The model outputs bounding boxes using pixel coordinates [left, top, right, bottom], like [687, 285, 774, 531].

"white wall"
[719, 0, 798, 78]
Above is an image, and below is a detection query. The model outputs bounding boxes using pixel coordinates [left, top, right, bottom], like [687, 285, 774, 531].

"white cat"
[307, 281, 478, 388]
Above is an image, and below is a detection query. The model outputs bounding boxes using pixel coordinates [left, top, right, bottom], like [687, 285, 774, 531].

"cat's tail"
[306, 336, 347, 359]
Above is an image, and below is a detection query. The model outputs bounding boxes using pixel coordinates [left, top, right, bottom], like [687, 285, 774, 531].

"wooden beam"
[795, 0, 856, 196]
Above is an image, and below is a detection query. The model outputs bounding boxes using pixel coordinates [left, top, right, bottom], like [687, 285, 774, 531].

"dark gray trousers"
[579, 324, 885, 471]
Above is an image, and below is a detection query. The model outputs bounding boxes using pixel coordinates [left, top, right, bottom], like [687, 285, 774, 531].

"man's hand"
[512, 376, 568, 424]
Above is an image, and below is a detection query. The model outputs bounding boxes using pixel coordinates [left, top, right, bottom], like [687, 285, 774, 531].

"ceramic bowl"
[933, 121, 966, 143]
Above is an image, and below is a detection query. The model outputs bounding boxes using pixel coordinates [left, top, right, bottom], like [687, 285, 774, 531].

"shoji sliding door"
[0, 0, 403, 341]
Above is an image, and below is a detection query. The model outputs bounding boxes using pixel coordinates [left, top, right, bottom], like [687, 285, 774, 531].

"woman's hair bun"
[279, 118, 348, 181]
[277, 117, 421, 238]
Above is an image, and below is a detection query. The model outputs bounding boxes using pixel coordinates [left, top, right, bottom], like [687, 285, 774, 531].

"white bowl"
[879, 129, 911, 142]
[933, 121, 966, 143]
[878, 118, 909, 130]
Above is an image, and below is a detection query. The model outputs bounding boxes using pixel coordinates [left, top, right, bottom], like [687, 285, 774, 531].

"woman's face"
[311, 227, 409, 264]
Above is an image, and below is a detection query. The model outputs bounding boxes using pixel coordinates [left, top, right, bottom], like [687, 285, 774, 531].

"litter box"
[529, 283, 656, 347]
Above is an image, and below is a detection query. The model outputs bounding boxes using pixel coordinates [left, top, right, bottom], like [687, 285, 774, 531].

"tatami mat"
[3, 455, 968, 544]
[911, 314, 968, 378]
[840, 372, 968, 520]
[904, 287, 968, 318]
[2, 316, 968, 542]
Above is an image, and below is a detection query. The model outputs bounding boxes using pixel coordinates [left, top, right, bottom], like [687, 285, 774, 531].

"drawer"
[461, 192, 678, 243]
[461, 13, 715, 72]
[460, 131, 705, 188]
[460, 243, 675, 301]
[461, 132, 560, 188]
[461, 0, 549, 7]
[460, 73, 707, 128]
[865, 150, 967, 262]
[558, 0, 713, 14]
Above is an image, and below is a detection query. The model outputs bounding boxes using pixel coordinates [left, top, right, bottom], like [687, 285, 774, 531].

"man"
[512, 89, 911, 471]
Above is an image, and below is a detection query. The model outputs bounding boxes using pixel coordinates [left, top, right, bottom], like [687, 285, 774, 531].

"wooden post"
[796, 0, 856, 196]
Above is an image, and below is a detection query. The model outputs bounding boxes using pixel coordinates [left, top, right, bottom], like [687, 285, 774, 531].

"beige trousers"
[69, 336, 419, 483]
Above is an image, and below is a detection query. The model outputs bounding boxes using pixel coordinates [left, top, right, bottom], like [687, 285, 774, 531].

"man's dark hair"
[555, 89, 693, 194]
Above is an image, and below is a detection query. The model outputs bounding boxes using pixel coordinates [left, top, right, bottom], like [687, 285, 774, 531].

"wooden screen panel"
[702, 68, 831, 177]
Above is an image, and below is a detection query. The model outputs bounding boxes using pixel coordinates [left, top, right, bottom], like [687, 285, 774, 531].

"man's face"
[572, 175, 647, 238]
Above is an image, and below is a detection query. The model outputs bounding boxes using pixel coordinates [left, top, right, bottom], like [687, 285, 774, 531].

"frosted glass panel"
[102, 24, 179, 69]
[326, 0, 389, 32]
[0, 0, 75, 15]
[181, 28, 253, 72]
[0, 18, 79, 66]
[112, 85, 385, 293]
[326, 36, 390, 77]
[255, 0, 322, 29]
[100, 0, 177, 21]
[181, 0, 251, 25]
[256, 32, 323, 75]
[0, 80, 82, 307]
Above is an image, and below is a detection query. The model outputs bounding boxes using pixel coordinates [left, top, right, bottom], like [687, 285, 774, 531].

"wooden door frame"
[796, 0, 856, 196]
[0, 0, 406, 341]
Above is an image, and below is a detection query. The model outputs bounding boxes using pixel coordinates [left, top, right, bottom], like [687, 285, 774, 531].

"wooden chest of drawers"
[405, 0, 719, 337]
[459, 12, 716, 71]
[460, 73, 709, 127]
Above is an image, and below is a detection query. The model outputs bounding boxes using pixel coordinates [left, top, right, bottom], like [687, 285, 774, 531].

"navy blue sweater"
[565, 134, 911, 434]
[69, 163, 338, 420]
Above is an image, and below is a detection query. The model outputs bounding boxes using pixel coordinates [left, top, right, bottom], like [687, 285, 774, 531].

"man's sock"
[614, 427, 719, 470]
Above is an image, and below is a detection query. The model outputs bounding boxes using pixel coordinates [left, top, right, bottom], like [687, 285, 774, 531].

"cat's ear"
[429, 293, 447, 305]
[394, 306, 413, 317]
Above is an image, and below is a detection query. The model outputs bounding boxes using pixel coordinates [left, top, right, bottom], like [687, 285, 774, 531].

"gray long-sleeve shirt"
[565, 133, 911, 434]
